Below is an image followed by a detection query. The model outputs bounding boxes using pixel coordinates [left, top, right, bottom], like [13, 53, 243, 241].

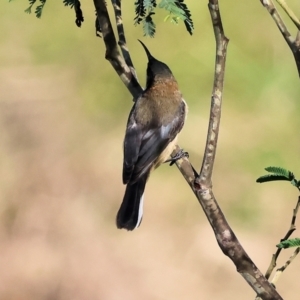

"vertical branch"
[93, 0, 143, 99]
[174, 1, 283, 299]
[111, 0, 136, 71]
[198, 0, 228, 183]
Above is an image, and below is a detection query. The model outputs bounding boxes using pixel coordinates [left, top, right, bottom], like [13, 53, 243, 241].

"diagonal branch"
[260, 0, 300, 76]
[275, 0, 300, 30]
[271, 246, 300, 285]
[93, 0, 143, 99]
[93, 0, 283, 298]
[265, 195, 300, 279]
[174, 1, 283, 299]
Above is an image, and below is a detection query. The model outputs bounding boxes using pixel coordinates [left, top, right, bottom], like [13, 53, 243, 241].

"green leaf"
[277, 238, 300, 249]
[256, 174, 292, 183]
[134, 0, 147, 25]
[144, 0, 157, 10]
[174, 0, 193, 35]
[24, 7, 32, 14]
[159, 0, 193, 35]
[63, 0, 75, 8]
[134, 0, 192, 36]
[25, 0, 37, 14]
[291, 179, 298, 187]
[265, 166, 294, 180]
[35, 3, 45, 18]
[143, 12, 156, 37]
[256, 166, 298, 186]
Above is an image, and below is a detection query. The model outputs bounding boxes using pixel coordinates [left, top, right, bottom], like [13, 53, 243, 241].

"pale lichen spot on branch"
[262, 0, 270, 6]
[216, 63, 222, 74]
[222, 229, 232, 239]
[212, 94, 221, 106]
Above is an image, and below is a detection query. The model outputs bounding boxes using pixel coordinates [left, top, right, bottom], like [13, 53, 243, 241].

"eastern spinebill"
[116, 40, 188, 230]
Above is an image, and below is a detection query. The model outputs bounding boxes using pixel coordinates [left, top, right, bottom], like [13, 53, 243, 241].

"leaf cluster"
[256, 166, 300, 189]
[277, 238, 300, 249]
[134, 0, 193, 37]
[22, 0, 192, 37]
[25, 0, 83, 26]
[25, 0, 46, 18]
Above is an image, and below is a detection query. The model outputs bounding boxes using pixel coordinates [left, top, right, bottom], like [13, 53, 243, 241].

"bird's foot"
[165, 149, 189, 166]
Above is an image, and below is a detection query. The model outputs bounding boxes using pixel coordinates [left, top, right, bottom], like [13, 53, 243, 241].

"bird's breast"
[136, 81, 183, 125]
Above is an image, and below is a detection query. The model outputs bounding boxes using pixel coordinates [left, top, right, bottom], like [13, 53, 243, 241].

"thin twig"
[271, 247, 300, 285]
[93, 0, 142, 99]
[260, 0, 294, 46]
[265, 196, 300, 279]
[275, 0, 300, 30]
[296, 30, 300, 46]
[111, 0, 136, 73]
[173, 1, 283, 299]
[260, 0, 300, 76]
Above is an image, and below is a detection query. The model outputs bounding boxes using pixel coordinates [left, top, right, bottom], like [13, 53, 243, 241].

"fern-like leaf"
[256, 166, 296, 184]
[143, 12, 156, 37]
[265, 166, 294, 180]
[159, 0, 193, 35]
[25, 0, 37, 14]
[256, 174, 292, 183]
[277, 238, 300, 249]
[35, 0, 46, 18]
[144, 0, 157, 10]
[134, 0, 146, 25]
[174, 0, 193, 35]
[63, 0, 75, 8]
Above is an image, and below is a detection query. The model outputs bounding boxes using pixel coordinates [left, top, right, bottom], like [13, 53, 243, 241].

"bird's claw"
[165, 149, 189, 166]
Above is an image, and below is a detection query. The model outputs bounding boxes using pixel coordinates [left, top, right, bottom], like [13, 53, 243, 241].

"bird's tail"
[116, 174, 148, 230]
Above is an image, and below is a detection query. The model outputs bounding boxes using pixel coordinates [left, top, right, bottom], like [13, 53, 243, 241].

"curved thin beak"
[138, 39, 154, 60]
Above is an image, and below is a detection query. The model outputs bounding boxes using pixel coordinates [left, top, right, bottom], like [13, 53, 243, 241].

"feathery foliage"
[34, 0, 46, 18]
[256, 166, 300, 189]
[63, 0, 75, 8]
[25, 0, 83, 26]
[134, 0, 157, 37]
[134, 0, 193, 37]
[22, 0, 193, 36]
[142, 12, 156, 37]
[159, 0, 193, 35]
[277, 238, 300, 249]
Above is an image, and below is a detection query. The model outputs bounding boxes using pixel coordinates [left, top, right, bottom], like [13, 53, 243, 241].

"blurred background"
[1, 1, 300, 299]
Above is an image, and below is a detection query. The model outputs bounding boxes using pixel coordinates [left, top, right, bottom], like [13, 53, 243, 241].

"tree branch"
[111, 0, 136, 73]
[260, 0, 300, 76]
[174, 1, 282, 299]
[265, 195, 300, 279]
[272, 247, 300, 285]
[93, 0, 283, 298]
[275, 0, 300, 29]
[93, 0, 142, 99]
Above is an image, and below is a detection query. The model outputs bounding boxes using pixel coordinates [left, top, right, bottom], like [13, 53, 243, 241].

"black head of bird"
[138, 40, 175, 89]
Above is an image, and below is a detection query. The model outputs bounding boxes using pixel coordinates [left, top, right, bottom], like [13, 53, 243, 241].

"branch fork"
[93, 0, 288, 298]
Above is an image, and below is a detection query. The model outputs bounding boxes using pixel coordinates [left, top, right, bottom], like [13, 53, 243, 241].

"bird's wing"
[123, 101, 186, 184]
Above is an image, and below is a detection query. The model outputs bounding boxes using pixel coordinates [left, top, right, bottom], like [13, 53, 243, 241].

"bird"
[116, 40, 188, 230]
